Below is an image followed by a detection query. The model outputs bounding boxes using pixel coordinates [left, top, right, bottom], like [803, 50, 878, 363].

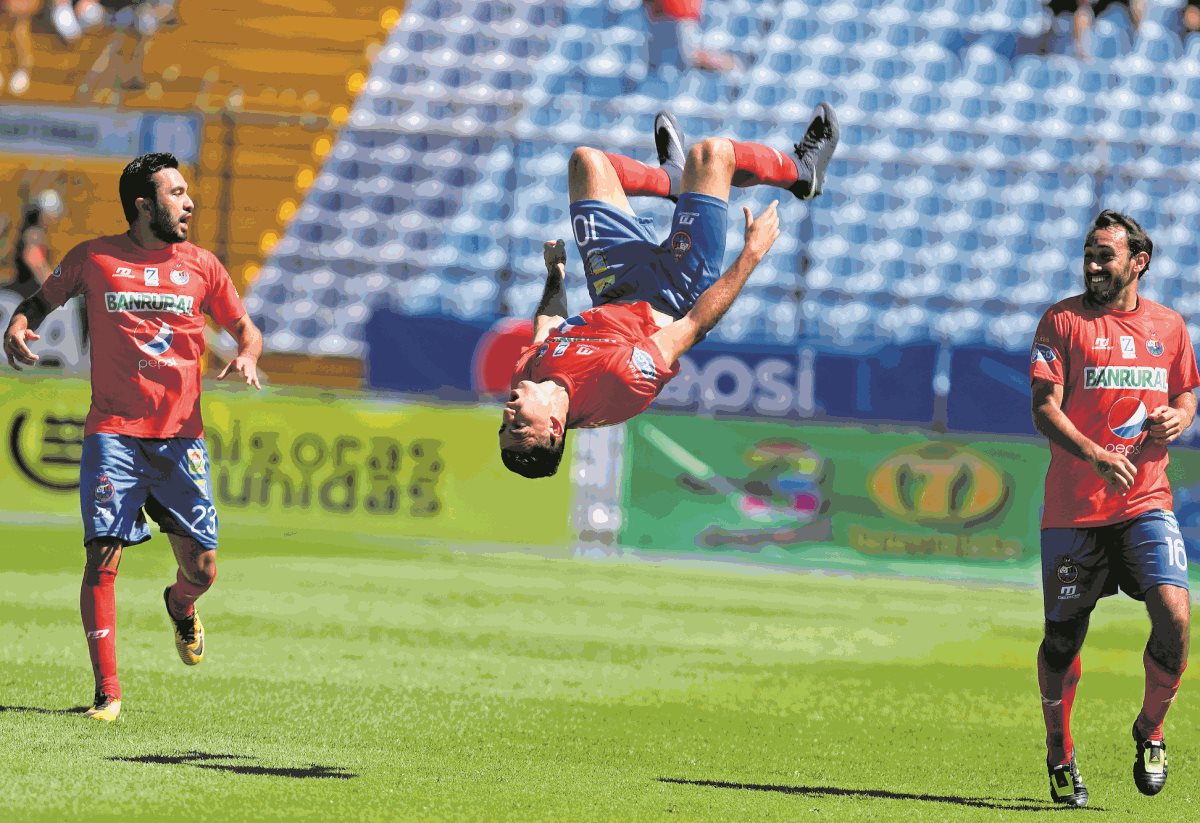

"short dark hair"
[500, 434, 567, 479]
[1089, 209, 1153, 276]
[119, 152, 180, 223]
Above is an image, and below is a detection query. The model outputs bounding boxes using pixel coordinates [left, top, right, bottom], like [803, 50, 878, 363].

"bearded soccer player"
[499, 105, 838, 477]
[3, 152, 263, 722]
[1030, 210, 1198, 806]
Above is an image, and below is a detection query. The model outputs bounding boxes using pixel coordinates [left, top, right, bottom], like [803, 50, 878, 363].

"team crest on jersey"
[1056, 557, 1079, 584]
[94, 474, 114, 503]
[1146, 335, 1164, 356]
[669, 231, 691, 260]
[631, 347, 656, 379]
[51, 265, 61, 278]
[143, 267, 159, 286]
[586, 249, 609, 276]
[171, 269, 190, 286]
[114, 266, 134, 279]
[535, 343, 548, 361]
[186, 448, 206, 478]
[1031, 343, 1057, 364]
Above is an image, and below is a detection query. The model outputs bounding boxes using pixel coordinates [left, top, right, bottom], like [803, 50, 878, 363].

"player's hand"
[1089, 447, 1136, 493]
[742, 201, 780, 262]
[3, 325, 40, 371]
[544, 239, 566, 271]
[1146, 405, 1187, 444]
[218, 353, 261, 389]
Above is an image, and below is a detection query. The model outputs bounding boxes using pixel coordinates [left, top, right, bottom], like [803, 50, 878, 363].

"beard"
[148, 202, 186, 244]
[1085, 262, 1134, 306]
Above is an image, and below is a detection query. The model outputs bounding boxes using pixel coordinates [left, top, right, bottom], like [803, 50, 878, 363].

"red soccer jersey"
[39, 234, 246, 438]
[510, 301, 680, 428]
[1030, 294, 1200, 528]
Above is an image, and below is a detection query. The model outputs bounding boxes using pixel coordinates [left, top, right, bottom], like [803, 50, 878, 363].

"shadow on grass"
[0, 704, 89, 715]
[110, 751, 355, 780]
[658, 778, 1103, 812]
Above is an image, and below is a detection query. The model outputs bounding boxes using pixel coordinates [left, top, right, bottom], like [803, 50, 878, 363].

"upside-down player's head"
[1083, 210, 1152, 306]
[498, 381, 567, 479]
[120, 152, 193, 244]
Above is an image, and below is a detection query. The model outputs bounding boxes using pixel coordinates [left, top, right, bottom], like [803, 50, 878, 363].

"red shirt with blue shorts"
[510, 302, 680, 428]
[1031, 294, 1199, 619]
[40, 234, 246, 548]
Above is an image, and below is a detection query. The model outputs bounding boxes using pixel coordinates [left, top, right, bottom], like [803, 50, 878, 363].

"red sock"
[167, 567, 214, 619]
[1138, 650, 1186, 741]
[80, 567, 120, 700]
[1038, 648, 1082, 765]
[728, 139, 800, 190]
[602, 152, 671, 198]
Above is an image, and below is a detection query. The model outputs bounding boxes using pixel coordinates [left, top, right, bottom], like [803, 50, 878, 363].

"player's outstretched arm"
[3, 292, 51, 371]
[217, 314, 263, 389]
[531, 239, 568, 345]
[650, 201, 780, 368]
[1032, 378, 1137, 492]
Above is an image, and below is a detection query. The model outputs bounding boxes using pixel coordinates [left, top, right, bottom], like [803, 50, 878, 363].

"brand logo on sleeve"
[1031, 343, 1057, 364]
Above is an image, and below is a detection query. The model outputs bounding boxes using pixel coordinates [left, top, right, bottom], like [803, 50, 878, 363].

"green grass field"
[1, 523, 1195, 821]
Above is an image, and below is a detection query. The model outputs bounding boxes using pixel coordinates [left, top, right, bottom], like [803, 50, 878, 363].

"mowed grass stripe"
[0, 525, 1194, 821]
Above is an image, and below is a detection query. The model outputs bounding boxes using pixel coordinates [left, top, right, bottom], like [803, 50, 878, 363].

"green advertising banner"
[622, 414, 1200, 584]
[0, 375, 571, 546]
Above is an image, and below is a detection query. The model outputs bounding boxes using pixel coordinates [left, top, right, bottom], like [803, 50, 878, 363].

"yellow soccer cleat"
[164, 587, 205, 666]
[84, 692, 122, 722]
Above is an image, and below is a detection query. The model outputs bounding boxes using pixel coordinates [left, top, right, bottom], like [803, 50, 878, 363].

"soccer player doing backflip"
[499, 104, 839, 477]
[1030, 210, 1197, 805]
[3, 152, 263, 721]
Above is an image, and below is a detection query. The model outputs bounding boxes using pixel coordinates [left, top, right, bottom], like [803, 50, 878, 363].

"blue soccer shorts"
[1041, 509, 1189, 622]
[79, 433, 218, 549]
[568, 191, 728, 319]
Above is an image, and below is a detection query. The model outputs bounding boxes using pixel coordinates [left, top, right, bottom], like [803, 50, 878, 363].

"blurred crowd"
[0, 0, 177, 97]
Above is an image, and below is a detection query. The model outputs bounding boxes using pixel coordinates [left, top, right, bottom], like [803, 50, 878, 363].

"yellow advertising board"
[0, 376, 571, 546]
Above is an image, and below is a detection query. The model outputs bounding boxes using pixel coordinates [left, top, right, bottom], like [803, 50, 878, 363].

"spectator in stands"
[1040, 0, 1089, 58]
[89, 0, 177, 91]
[50, 0, 104, 43]
[3, 190, 63, 300]
[1182, 0, 1200, 41]
[644, 0, 734, 73]
[1, 0, 38, 95]
[1081, 0, 1143, 57]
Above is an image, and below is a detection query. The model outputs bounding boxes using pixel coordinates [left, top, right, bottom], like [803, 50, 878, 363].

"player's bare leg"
[1131, 584, 1190, 796]
[568, 147, 651, 211]
[81, 538, 123, 721]
[1039, 616, 1090, 806]
[164, 534, 215, 666]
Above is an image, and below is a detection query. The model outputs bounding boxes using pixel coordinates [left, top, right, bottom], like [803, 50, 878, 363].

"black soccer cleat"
[790, 102, 839, 201]
[1048, 754, 1089, 807]
[653, 110, 685, 202]
[1132, 721, 1168, 796]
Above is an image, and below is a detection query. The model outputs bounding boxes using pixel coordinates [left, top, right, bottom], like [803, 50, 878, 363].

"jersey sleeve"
[202, 255, 247, 327]
[1169, 316, 1200, 395]
[1030, 307, 1068, 385]
[37, 242, 87, 309]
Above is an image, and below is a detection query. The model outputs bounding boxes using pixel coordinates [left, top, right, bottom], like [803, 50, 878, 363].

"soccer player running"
[499, 105, 838, 477]
[1030, 210, 1198, 806]
[2, 152, 263, 722]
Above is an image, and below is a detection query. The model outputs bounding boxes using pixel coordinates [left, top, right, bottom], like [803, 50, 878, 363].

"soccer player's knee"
[569, 146, 607, 179]
[1043, 619, 1087, 667]
[687, 137, 734, 171]
[84, 538, 122, 573]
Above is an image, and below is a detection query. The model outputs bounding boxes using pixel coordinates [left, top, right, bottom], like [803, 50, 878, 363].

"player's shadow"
[658, 778, 1104, 812]
[110, 751, 355, 780]
[0, 704, 91, 715]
